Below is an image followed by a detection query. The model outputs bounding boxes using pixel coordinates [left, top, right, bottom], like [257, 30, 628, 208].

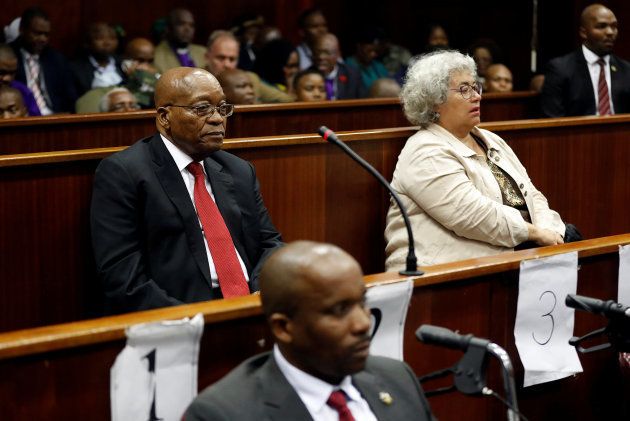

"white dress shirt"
[89, 55, 123, 88]
[274, 345, 377, 421]
[161, 134, 249, 287]
[582, 44, 615, 115]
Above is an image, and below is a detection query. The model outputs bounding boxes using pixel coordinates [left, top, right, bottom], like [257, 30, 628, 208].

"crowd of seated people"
[1, 3, 628, 119]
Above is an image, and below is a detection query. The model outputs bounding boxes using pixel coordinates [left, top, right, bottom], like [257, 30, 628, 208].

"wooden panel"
[1, 117, 630, 332]
[1, 236, 629, 420]
[0, 94, 535, 155]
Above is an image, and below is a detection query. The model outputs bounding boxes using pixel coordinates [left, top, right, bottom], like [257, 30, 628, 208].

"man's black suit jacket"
[70, 55, 127, 97]
[185, 352, 435, 420]
[90, 134, 283, 314]
[313, 62, 366, 100]
[541, 49, 630, 117]
[10, 38, 77, 113]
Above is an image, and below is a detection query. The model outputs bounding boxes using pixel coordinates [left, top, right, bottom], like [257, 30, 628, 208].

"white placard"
[514, 252, 583, 387]
[618, 245, 630, 305]
[111, 313, 204, 421]
[366, 279, 413, 360]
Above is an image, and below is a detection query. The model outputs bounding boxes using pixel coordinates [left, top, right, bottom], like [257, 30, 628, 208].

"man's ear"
[579, 26, 587, 42]
[269, 313, 293, 344]
[156, 106, 170, 131]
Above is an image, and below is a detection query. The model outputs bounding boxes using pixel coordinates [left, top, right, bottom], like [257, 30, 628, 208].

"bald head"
[124, 38, 155, 63]
[369, 78, 401, 98]
[155, 67, 221, 107]
[217, 68, 256, 105]
[260, 241, 362, 318]
[579, 4, 618, 56]
[313, 33, 340, 75]
[485, 64, 513, 93]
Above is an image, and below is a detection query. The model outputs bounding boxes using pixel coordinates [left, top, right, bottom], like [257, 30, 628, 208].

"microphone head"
[317, 126, 329, 137]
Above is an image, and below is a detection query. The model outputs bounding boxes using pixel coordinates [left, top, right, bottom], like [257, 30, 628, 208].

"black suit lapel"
[202, 157, 251, 273]
[575, 51, 597, 114]
[258, 356, 314, 420]
[148, 135, 212, 285]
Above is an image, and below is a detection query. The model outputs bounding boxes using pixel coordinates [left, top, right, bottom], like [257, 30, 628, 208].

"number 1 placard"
[514, 251, 583, 387]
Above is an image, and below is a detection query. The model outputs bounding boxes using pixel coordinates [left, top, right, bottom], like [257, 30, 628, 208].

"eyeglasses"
[449, 82, 482, 100]
[167, 103, 234, 118]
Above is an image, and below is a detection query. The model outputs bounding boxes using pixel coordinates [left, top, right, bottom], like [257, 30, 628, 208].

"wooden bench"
[1, 235, 628, 420]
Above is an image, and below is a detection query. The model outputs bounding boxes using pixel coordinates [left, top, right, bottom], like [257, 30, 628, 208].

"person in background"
[0, 85, 28, 118]
[296, 8, 328, 70]
[10, 7, 77, 114]
[205, 30, 292, 103]
[122, 37, 159, 109]
[312, 33, 363, 100]
[368, 78, 401, 98]
[184, 241, 435, 421]
[217, 68, 257, 105]
[346, 29, 389, 92]
[294, 68, 326, 102]
[253, 38, 299, 97]
[70, 22, 126, 97]
[541, 4, 630, 117]
[230, 13, 264, 71]
[98, 86, 140, 112]
[385, 50, 576, 270]
[154, 8, 206, 73]
[484, 63, 513, 93]
[0, 43, 40, 115]
[424, 24, 450, 53]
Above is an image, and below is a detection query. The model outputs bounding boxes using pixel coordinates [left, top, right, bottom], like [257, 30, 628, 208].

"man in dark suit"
[185, 241, 434, 420]
[541, 4, 630, 117]
[312, 33, 365, 100]
[10, 7, 77, 114]
[90, 67, 282, 314]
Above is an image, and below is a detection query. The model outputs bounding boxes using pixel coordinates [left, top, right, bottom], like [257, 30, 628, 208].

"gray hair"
[99, 87, 133, 112]
[400, 50, 477, 127]
[207, 30, 238, 49]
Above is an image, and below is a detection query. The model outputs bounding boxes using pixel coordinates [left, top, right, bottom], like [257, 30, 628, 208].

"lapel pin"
[612, 65, 617, 72]
[379, 392, 393, 405]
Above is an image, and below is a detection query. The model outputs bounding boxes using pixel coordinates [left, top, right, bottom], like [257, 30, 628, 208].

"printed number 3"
[532, 290, 556, 346]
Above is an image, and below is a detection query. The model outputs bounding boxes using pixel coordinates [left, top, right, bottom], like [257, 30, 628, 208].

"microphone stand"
[317, 126, 423, 276]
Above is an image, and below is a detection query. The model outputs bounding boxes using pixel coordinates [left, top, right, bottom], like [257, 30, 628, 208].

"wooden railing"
[1, 235, 628, 420]
[0, 92, 537, 154]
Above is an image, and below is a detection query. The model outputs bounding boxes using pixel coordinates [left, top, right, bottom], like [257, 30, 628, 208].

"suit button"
[494, 156, 500, 162]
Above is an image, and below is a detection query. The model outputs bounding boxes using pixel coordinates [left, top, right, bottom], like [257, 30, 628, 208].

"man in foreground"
[91, 67, 282, 314]
[185, 241, 434, 420]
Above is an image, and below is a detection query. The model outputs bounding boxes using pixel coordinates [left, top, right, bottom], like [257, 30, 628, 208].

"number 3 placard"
[514, 251, 583, 387]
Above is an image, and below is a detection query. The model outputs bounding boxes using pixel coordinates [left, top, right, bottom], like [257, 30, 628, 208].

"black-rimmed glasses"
[166, 103, 234, 118]
[449, 83, 482, 100]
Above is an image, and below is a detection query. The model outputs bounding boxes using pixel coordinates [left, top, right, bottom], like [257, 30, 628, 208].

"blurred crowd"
[0, 6, 546, 119]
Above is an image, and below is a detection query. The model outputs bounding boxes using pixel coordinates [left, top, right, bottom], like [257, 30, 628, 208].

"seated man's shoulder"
[186, 353, 270, 419]
[364, 355, 414, 378]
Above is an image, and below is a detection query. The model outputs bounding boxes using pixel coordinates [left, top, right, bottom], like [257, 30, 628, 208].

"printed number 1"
[532, 290, 556, 346]
[143, 349, 163, 421]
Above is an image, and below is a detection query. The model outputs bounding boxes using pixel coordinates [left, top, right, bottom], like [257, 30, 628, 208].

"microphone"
[565, 294, 630, 318]
[415, 324, 489, 351]
[317, 126, 423, 276]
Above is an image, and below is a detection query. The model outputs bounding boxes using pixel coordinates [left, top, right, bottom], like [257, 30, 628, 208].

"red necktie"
[327, 390, 356, 421]
[597, 59, 612, 116]
[187, 162, 250, 298]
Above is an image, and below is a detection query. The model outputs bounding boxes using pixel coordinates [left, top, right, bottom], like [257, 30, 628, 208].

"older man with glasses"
[90, 67, 283, 314]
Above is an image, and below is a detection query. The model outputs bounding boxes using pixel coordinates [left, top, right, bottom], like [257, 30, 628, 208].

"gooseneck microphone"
[317, 126, 423, 276]
[565, 294, 630, 318]
[416, 324, 522, 421]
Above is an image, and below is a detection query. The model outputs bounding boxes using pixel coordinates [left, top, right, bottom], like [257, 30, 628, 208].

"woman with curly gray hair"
[385, 50, 576, 269]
